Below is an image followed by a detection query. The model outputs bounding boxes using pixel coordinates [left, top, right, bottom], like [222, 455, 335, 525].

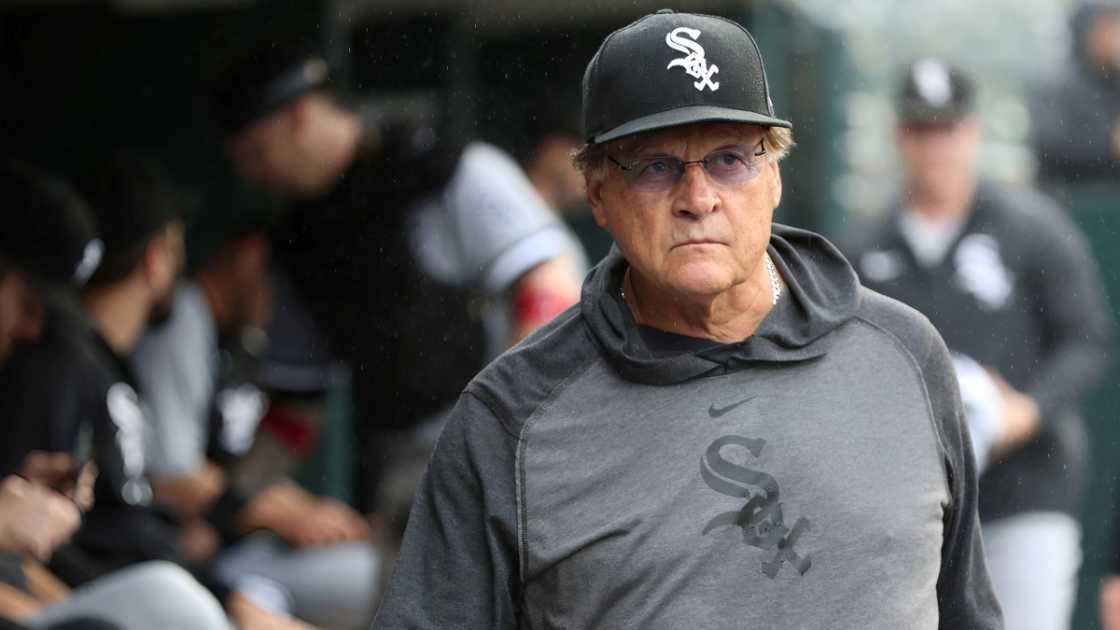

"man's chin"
[661, 266, 738, 300]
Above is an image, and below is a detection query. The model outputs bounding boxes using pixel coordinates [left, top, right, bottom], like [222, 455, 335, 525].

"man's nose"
[672, 162, 719, 219]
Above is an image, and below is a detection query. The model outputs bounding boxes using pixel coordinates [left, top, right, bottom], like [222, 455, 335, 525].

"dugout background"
[1, 1, 1116, 627]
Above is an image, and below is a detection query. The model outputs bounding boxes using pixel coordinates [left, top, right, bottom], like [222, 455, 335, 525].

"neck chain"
[620, 254, 782, 306]
[764, 252, 782, 306]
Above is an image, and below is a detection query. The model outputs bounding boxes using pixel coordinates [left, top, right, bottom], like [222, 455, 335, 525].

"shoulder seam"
[852, 314, 955, 505]
[463, 388, 522, 440]
[512, 345, 601, 589]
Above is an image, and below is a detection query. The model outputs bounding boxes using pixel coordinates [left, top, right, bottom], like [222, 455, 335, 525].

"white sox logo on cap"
[665, 27, 720, 92]
[73, 239, 104, 286]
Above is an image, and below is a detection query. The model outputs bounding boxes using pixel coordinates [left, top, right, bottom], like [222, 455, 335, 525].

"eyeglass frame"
[605, 140, 768, 192]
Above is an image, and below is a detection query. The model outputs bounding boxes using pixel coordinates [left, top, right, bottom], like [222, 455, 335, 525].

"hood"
[581, 223, 861, 386]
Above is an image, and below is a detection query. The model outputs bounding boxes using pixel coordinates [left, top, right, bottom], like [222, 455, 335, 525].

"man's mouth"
[673, 239, 724, 249]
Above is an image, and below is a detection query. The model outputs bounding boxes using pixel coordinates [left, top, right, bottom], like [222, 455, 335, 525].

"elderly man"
[373, 11, 1001, 629]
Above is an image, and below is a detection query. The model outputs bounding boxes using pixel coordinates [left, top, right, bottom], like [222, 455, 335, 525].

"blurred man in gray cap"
[374, 12, 1000, 629]
[850, 59, 1111, 630]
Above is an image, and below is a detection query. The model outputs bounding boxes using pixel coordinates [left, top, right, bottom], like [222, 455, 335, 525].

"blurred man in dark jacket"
[852, 60, 1112, 630]
[1033, 0, 1120, 182]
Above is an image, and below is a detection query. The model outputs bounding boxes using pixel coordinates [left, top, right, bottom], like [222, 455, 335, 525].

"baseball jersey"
[131, 283, 266, 480]
[409, 142, 588, 358]
[848, 179, 1112, 521]
[0, 298, 177, 574]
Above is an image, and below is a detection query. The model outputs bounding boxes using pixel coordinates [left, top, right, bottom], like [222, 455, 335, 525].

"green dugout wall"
[1047, 184, 1120, 630]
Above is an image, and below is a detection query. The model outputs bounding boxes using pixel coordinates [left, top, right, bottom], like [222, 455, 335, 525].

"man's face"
[227, 106, 307, 195]
[0, 270, 44, 363]
[1087, 12, 1120, 70]
[896, 117, 980, 199]
[587, 122, 781, 299]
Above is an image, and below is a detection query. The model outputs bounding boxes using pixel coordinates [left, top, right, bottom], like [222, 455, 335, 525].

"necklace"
[620, 254, 783, 306]
[764, 252, 782, 306]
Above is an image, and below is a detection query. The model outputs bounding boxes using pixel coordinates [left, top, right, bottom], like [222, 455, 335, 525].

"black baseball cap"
[582, 9, 791, 145]
[187, 203, 276, 274]
[212, 45, 331, 135]
[0, 159, 103, 289]
[72, 152, 182, 285]
[896, 58, 975, 124]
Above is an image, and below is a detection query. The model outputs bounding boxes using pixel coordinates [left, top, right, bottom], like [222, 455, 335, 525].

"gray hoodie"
[373, 224, 1002, 629]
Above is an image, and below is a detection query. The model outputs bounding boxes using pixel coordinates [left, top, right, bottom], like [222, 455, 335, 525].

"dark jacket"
[848, 179, 1112, 522]
[0, 299, 227, 598]
[271, 123, 486, 430]
[1032, 3, 1120, 182]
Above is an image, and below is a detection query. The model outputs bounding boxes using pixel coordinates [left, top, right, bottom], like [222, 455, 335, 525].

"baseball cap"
[187, 203, 276, 274]
[72, 152, 182, 284]
[896, 58, 975, 124]
[211, 45, 331, 136]
[0, 159, 103, 289]
[582, 9, 791, 145]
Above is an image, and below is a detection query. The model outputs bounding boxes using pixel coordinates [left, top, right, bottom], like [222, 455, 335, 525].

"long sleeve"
[1020, 205, 1112, 422]
[373, 391, 521, 629]
[921, 324, 1004, 630]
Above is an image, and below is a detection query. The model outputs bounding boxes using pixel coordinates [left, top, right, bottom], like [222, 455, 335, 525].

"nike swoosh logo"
[708, 396, 759, 419]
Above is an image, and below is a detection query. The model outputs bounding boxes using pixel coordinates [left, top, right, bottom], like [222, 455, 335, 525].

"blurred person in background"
[375, 12, 999, 629]
[212, 46, 583, 523]
[130, 212, 379, 628]
[850, 59, 1112, 630]
[1033, 0, 1120, 182]
[0, 155, 314, 630]
[0, 159, 234, 630]
[503, 93, 614, 265]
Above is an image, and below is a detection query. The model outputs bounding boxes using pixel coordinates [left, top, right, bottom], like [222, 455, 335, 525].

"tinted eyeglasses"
[607, 142, 768, 193]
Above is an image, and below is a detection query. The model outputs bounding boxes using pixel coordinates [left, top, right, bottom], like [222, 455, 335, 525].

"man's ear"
[587, 176, 609, 229]
[141, 238, 173, 291]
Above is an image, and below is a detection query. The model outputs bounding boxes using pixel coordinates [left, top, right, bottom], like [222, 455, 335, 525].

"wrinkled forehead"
[609, 122, 765, 156]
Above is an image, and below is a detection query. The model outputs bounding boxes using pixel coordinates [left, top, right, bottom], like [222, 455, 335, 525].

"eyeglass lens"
[615, 144, 765, 192]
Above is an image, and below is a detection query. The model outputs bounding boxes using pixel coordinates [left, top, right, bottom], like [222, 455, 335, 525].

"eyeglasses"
[607, 142, 767, 193]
